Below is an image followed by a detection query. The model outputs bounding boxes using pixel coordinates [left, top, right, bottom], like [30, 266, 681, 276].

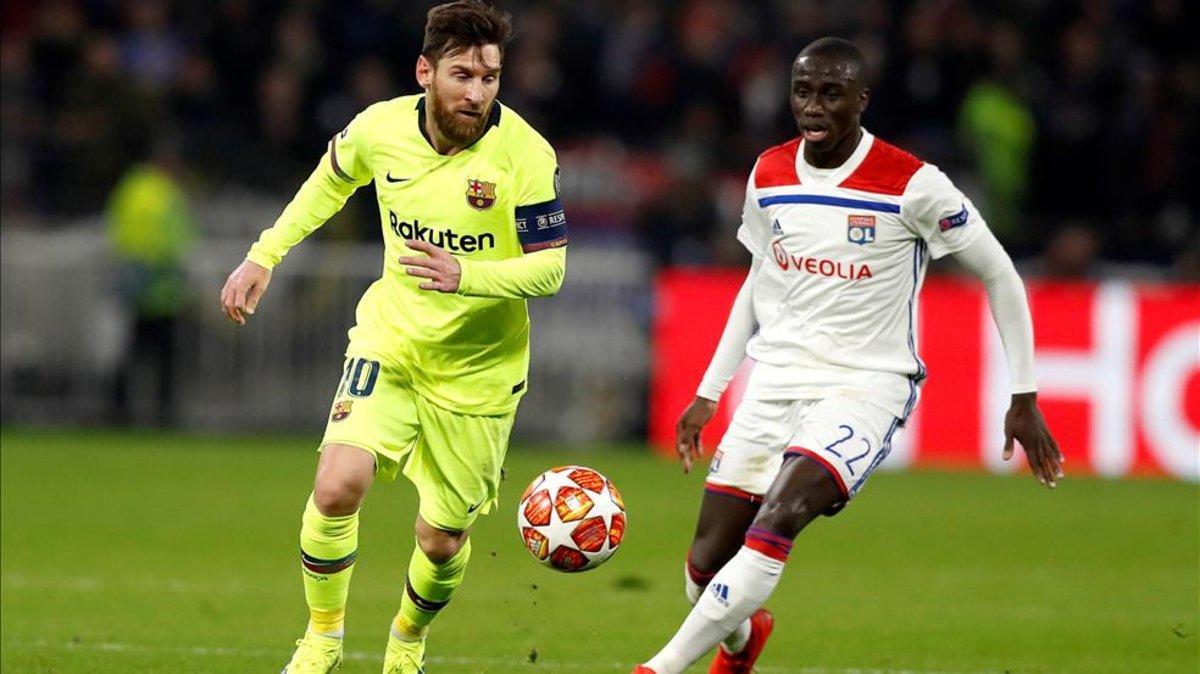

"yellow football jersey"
[247, 94, 567, 415]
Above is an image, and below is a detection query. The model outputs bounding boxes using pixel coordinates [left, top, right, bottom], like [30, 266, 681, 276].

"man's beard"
[428, 82, 491, 146]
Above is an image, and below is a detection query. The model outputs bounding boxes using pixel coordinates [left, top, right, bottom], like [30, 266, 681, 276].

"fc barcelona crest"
[331, 400, 353, 422]
[847, 214, 876, 245]
[466, 178, 497, 210]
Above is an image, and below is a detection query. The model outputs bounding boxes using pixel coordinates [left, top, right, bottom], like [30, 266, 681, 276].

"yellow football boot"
[381, 633, 426, 674]
[281, 632, 343, 674]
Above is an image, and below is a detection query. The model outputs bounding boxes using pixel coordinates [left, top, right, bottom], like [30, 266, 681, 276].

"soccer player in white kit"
[632, 38, 1062, 674]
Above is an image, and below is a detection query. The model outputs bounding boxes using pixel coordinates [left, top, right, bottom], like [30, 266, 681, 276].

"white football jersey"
[737, 129, 984, 419]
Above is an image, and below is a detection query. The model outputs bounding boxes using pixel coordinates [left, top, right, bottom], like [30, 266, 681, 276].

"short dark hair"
[422, 1, 513, 64]
[798, 37, 867, 80]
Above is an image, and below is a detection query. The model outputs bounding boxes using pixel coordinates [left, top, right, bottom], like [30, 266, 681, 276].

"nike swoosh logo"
[467, 500, 484, 514]
[386, 173, 409, 183]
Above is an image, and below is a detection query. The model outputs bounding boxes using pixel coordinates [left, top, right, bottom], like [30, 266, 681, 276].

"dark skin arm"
[676, 396, 718, 473]
[1004, 391, 1063, 488]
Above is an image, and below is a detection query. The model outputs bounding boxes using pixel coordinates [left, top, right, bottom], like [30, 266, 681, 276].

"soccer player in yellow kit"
[218, 3, 566, 672]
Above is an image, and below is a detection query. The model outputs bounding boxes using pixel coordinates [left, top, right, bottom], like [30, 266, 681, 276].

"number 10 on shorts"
[337, 358, 380, 398]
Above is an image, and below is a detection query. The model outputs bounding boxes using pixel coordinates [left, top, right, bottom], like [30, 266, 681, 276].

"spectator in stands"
[120, 0, 183, 90]
[106, 136, 196, 425]
[957, 21, 1035, 251]
[1025, 223, 1103, 280]
[57, 32, 157, 213]
[0, 0, 1192, 275]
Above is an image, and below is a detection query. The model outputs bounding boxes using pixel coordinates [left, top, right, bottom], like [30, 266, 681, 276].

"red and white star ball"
[516, 465, 627, 572]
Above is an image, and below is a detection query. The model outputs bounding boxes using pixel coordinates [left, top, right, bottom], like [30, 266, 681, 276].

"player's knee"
[312, 445, 374, 516]
[685, 544, 719, 578]
[312, 477, 364, 516]
[754, 496, 814, 538]
[417, 530, 464, 564]
[754, 458, 844, 536]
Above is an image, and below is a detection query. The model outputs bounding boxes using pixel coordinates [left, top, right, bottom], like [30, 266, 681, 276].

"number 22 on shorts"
[824, 424, 871, 476]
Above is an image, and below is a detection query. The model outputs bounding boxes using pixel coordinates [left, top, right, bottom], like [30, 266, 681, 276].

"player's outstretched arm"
[220, 259, 272, 326]
[675, 257, 761, 473]
[951, 229, 1063, 488]
[223, 116, 372, 325]
[235, 111, 372, 290]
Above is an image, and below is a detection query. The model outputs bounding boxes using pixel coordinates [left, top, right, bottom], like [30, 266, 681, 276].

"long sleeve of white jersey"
[696, 256, 762, 402]
[903, 162, 1036, 392]
[698, 170, 769, 401]
[951, 226, 1038, 393]
[902, 164, 985, 259]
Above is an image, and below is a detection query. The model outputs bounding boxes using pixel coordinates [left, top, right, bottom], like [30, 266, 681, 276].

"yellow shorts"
[320, 355, 515, 531]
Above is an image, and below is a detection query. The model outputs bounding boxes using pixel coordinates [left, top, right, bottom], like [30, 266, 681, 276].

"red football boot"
[708, 608, 775, 674]
[631, 667, 657, 673]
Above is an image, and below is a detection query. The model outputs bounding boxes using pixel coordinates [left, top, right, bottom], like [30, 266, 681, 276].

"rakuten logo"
[389, 211, 495, 253]
[772, 239, 873, 280]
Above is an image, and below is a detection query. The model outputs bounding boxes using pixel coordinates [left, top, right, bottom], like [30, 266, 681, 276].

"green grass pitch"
[1, 429, 1196, 673]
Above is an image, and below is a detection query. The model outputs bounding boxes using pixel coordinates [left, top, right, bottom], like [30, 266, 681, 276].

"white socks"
[647, 547, 785, 673]
[684, 564, 752, 653]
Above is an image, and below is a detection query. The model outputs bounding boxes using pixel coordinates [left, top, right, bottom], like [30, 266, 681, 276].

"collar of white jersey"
[795, 128, 875, 185]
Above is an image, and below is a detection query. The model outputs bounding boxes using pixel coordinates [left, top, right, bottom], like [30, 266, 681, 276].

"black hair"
[798, 37, 867, 81]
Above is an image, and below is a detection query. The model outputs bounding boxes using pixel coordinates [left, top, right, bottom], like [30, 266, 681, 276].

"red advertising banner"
[650, 269, 1200, 481]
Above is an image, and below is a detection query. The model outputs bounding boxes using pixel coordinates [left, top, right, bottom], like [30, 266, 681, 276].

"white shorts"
[706, 397, 903, 504]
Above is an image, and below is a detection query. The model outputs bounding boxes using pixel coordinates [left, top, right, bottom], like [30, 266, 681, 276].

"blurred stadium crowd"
[2, 0, 1197, 276]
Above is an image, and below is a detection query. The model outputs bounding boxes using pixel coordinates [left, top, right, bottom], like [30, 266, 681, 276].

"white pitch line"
[2, 573, 257, 595]
[3, 639, 998, 674]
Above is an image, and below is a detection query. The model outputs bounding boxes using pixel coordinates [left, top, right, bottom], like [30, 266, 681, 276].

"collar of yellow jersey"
[415, 95, 502, 154]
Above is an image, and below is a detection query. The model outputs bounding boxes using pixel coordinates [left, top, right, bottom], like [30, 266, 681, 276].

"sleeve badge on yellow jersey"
[466, 179, 497, 210]
[331, 400, 353, 422]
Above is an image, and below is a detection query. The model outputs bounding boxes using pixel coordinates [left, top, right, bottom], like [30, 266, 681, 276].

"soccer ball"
[516, 465, 627, 572]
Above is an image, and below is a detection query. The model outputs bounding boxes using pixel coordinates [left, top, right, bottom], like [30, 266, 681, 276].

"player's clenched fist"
[400, 239, 462, 293]
[220, 259, 272, 325]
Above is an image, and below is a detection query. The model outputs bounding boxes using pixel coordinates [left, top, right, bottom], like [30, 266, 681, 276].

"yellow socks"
[299, 494, 359, 638]
[392, 538, 472, 641]
[298, 497, 472, 645]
